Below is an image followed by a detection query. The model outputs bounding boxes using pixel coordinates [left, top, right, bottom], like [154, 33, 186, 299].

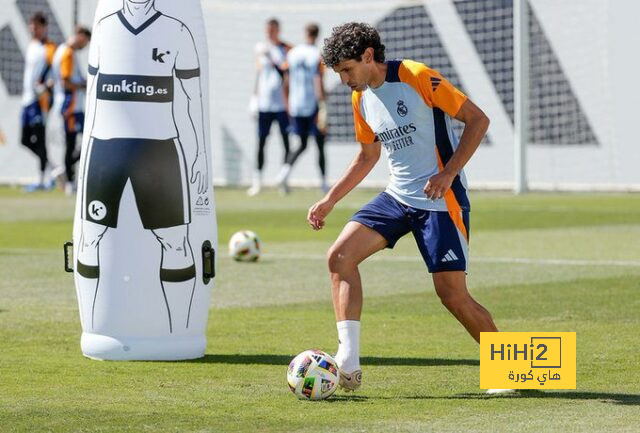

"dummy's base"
[81, 332, 206, 361]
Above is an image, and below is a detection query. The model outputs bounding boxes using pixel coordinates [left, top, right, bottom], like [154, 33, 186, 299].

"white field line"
[3, 248, 639, 267]
[264, 252, 640, 267]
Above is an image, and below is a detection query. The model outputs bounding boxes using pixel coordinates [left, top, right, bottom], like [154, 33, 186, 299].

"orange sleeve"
[60, 47, 73, 80]
[398, 59, 467, 117]
[45, 42, 56, 66]
[351, 91, 376, 144]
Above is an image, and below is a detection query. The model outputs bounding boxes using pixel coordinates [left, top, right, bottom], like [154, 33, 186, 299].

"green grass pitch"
[1, 186, 639, 432]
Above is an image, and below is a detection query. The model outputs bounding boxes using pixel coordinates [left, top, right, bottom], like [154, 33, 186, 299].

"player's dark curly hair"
[322, 22, 385, 68]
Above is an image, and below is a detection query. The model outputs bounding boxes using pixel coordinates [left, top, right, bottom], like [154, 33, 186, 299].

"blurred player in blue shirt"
[276, 23, 328, 194]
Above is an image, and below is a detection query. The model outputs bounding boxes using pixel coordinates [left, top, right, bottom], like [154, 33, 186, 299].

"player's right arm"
[315, 60, 327, 133]
[253, 42, 263, 95]
[307, 142, 380, 230]
[36, 43, 55, 95]
[307, 141, 380, 229]
[60, 47, 85, 92]
[307, 91, 380, 230]
[84, 21, 101, 142]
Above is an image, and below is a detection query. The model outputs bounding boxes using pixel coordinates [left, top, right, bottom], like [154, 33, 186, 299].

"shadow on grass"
[323, 394, 369, 402]
[403, 390, 640, 406]
[190, 354, 478, 367]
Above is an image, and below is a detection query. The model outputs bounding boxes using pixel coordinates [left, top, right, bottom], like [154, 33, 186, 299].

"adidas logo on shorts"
[441, 249, 459, 263]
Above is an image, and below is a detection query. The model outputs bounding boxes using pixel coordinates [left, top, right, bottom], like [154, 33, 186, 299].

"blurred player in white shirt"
[51, 26, 91, 194]
[20, 12, 57, 191]
[248, 18, 292, 196]
[277, 23, 328, 194]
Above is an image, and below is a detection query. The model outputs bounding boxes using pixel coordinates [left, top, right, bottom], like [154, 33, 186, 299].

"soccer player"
[248, 18, 292, 196]
[20, 12, 57, 191]
[276, 23, 328, 194]
[75, 0, 208, 334]
[51, 26, 91, 195]
[308, 23, 505, 393]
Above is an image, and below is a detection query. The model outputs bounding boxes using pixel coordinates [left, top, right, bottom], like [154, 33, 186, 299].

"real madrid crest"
[397, 100, 408, 117]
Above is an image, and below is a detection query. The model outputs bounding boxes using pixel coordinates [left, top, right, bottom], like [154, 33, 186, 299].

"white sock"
[276, 164, 291, 184]
[320, 177, 328, 192]
[251, 169, 262, 188]
[334, 320, 361, 373]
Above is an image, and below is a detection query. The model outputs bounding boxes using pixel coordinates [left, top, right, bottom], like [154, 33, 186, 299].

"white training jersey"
[287, 43, 321, 117]
[255, 41, 288, 112]
[87, 10, 200, 140]
[21, 39, 53, 107]
[52, 42, 86, 113]
[352, 59, 470, 212]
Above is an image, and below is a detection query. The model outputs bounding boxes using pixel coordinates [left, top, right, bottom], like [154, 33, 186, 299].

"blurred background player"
[20, 12, 57, 192]
[308, 22, 505, 393]
[276, 23, 328, 194]
[51, 26, 91, 195]
[248, 18, 291, 196]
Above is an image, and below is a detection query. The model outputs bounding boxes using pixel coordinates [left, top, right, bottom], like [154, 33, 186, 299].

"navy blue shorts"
[64, 112, 84, 135]
[351, 192, 470, 273]
[258, 111, 289, 139]
[61, 93, 84, 134]
[82, 137, 190, 230]
[21, 101, 44, 127]
[21, 102, 45, 148]
[290, 107, 324, 137]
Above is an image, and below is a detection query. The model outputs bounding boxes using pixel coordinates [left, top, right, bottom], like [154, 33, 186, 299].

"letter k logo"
[91, 203, 100, 216]
[88, 200, 107, 221]
[152, 48, 166, 63]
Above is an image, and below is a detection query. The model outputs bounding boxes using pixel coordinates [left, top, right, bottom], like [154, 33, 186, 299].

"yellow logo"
[480, 332, 576, 389]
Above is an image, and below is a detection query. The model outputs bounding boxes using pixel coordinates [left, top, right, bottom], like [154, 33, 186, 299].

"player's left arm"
[282, 61, 290, 111]
[315, 61, 328, 133]
[280, 47, 290, 109]
[179, 76, 208, 195]
[177, 24, 208, 195]
[424, 99, 489, 200]
[314, 60, 326, 101]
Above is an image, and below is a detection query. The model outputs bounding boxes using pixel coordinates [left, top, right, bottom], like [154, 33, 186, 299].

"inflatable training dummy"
[64, 0, 216, 360]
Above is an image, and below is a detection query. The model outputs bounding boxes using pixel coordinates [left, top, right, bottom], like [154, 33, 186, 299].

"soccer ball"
[287, 350, 339, 400]
[228, 230, 261, 262]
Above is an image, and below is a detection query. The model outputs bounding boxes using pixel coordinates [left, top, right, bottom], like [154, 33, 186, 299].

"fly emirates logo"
[376, 123, 417, 153]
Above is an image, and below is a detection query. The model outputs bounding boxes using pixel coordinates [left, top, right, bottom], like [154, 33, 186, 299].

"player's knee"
[154, 230, 189, 253]
[81, 224, 107, 249]
[327, 245, 354, 274]
[435, 285, 470, 312]
[440, 294, 466, 313]
[159, 236, 186, 253]
[81, 234, 98, 249]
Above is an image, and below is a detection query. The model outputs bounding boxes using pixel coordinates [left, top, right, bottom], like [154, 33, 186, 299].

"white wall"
[2, 0, 639, 190]
[525, 0, 640, 190]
